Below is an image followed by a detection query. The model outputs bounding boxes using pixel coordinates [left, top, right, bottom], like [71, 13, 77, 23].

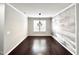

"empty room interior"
[0, 3, 79, 55]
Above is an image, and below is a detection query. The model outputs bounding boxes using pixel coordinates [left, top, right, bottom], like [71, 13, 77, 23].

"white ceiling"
[10, 3, 71, 17]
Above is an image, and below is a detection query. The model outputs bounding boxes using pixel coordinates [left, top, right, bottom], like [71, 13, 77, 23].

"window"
[33, 20, 46, 32]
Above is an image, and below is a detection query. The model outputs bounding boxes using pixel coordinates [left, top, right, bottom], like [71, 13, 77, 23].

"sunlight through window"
[33, 20, 46, 32]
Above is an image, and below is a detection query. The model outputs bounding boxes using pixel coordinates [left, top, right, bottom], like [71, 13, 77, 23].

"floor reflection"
[9, 36, 72, 55]
[32, 39, 47, 55]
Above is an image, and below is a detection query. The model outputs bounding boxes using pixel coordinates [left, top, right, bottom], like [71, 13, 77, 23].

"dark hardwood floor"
[9, 36, 72, 55]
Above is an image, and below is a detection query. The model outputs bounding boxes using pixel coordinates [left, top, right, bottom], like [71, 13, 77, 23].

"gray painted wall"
[0, 3, 78, 55]
[52, 5, 76, 54]
[0, 3, 4, 54]
[4, 4, 28, 54]
[77, 4, 79, 55]
[28, 17, 52, 36]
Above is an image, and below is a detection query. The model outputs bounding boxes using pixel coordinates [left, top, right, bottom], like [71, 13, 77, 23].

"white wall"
[77, 4, 79, 55]
[28, 17, 52, 36]
[52, 4, 76, 54]
[4, 4, 28, 54]
[0, 3, 4, 54]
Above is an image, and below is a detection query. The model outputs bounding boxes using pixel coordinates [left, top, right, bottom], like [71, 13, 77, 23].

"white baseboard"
[4, 35, 28, 55]
[29, 35, 51, 36]
[28, 33, 51, 36]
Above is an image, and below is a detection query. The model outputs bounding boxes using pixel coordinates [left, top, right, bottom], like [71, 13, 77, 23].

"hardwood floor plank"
[9, 36, 72, 55]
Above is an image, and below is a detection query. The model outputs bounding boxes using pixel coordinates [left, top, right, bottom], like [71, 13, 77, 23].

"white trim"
[6, 3, 26, 17]
[4, 35, 28, 55]
[53, 3, 75, 18]
[28, 34, 51, 36]
[28, 16, 53, 19]
[75, 3, 77, 55]
[28, 16, 53, 18]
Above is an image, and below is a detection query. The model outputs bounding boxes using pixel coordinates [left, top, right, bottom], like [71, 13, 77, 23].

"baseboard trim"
[28, 34, 51, 36]
[4, 35, 28, 55]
